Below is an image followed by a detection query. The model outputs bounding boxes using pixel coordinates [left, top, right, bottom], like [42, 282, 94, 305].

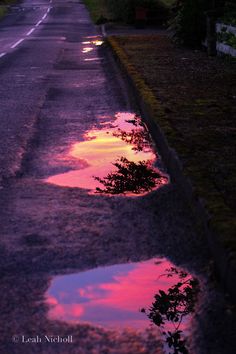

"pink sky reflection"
[46, 258, 187, 330]
[45, 112, 165, 193]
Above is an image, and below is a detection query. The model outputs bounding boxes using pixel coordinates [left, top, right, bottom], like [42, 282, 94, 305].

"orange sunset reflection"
[45, 112, 166, 194]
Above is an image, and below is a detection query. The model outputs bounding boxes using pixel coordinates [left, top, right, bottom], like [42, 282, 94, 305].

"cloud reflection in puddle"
[46, 258, 190, 330]
[45, 112, 168, 195]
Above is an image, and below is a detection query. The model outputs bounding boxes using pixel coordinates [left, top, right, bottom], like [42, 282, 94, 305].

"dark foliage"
[113, 117, 152, 152]
[142, 267, 200, 353]
[169, 0, 230, 47]
[94, 157, 163, 194]
[105, 0, 170, 24]
[169, 0, 210, 47]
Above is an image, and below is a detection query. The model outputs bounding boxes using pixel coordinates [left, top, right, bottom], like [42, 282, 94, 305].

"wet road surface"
[0, 1, 236, 354]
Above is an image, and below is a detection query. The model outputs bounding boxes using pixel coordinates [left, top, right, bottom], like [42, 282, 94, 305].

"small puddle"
[82, 47, 93, 53]
[46, 258, 199, 350]
[82, 38, 104, 57]
[82, 39, 104, 47]
[46, 112, 168, 195]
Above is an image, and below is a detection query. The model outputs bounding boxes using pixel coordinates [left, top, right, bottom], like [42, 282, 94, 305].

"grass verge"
[108, 34, 236, 296]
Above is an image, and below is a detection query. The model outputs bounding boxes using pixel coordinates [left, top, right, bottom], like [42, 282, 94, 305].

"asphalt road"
[0, 1, 235, 354]
[0, 0, 60, 183]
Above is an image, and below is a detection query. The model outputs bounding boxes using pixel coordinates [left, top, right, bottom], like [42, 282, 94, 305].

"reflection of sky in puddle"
[46, 112, 167, 194]
[82, 47, 93, 53]
[82, 40, 104, 46]
[46, 258, 188, 330]
[82, 38, 104, 56]
[84, 58, 101, 62]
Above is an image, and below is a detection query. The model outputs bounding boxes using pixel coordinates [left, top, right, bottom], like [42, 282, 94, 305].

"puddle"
[82, 39, 104, 47]
[82, 38, 104, 57]
[84, 58, 101, 62]
[82, 47, 93, 53]
[46, 112, 168, 195]
[46, 258, 199, 337]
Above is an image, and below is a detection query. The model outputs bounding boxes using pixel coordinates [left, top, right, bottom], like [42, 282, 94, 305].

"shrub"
[169, 1, 233, 47]
[105, 0, 170, 24]
[169, 0, 209, 47]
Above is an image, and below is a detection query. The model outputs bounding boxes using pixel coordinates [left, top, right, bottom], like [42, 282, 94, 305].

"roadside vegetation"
[84, 1, 236, 46]
[0, 0, 19, 19]
[83, 0, 174, 25]
[169, 1, 236, 47]
[83, 0, 111, 24]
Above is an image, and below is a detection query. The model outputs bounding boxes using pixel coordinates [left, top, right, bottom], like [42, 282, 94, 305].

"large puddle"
[46, 258, 199, 350]
[46, 112, 168, 195]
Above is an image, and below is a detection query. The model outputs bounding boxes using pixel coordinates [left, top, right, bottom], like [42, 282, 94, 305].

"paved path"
[0, 1, 235, 354]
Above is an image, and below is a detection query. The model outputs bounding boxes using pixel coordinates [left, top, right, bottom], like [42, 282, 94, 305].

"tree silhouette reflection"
[113, 116, 152, 153]
[94, 157, 165, 195]
[142, 267, 200, 354]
